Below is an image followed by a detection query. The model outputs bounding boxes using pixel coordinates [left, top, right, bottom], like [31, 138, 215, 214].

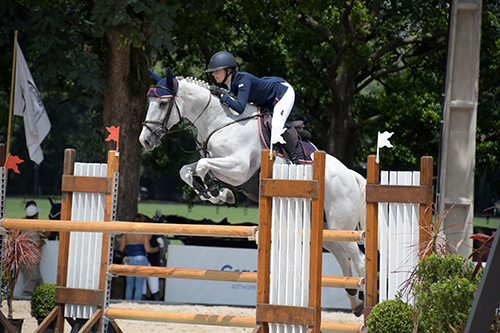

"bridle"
[142, 84, 183, 140]
[142, 82, 261, 156]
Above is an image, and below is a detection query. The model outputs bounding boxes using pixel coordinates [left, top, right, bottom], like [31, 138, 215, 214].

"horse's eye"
[160, 101, 168, 108]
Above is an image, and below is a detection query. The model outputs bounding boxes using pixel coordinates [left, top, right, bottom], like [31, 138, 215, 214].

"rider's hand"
[209, 84, 224, 98]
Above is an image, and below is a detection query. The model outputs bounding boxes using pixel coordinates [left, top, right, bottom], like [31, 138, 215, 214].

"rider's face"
[212, 69, 227, 84]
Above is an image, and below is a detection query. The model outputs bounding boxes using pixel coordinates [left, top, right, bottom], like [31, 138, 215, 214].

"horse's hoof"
[221, 188, 235, 204]
[353, 303, 364, 317]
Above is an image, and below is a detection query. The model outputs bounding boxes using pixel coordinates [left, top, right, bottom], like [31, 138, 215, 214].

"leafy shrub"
[412, 253, 482, 333]
[367, 299, 415, 333]
[31, 283, 56, 318]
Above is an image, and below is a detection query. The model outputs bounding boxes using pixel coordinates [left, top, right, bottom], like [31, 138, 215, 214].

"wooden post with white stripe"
[254, 149, 325, 333]
[43, 149, 121, 333]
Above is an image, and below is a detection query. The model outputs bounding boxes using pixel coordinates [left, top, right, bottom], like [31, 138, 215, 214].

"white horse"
[139, 68, 367, 316]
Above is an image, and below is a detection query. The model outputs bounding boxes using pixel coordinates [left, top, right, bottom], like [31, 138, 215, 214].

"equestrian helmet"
[205, 51, 238, 72]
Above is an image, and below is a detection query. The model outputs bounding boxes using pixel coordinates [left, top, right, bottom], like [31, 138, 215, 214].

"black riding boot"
[281, 129, 300, 165]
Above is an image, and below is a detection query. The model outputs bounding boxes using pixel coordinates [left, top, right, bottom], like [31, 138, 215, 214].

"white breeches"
[270, 82, 295, 144]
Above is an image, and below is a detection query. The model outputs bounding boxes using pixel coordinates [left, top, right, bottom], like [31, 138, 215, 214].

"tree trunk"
[103, 32, 145, 221]
[326, 67, 358, 169]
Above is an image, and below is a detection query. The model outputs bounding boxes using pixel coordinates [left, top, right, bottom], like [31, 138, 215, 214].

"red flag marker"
[105, 126, 120, 152]
[4, 154, 24, 174]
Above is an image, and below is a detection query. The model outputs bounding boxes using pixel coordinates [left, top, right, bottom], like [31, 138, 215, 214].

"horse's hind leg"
[323, 241, 364, 317]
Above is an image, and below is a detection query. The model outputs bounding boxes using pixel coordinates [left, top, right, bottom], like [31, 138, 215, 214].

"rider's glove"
[209, 85, 224, 98]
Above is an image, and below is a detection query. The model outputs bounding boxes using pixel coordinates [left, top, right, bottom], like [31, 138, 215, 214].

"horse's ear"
[148, 68, 162, 84]
[166, 67, 174, 89]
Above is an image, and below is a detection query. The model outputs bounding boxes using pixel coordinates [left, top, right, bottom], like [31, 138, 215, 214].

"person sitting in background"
[21, 201, 45, 296]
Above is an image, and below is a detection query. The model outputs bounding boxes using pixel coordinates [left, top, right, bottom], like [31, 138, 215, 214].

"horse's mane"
[177, 76, 234, 98]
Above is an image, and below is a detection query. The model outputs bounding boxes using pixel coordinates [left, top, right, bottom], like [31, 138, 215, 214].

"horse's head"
[139, 67, 181, 151]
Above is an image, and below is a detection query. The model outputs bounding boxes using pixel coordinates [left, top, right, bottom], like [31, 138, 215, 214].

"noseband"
[142, 84, 181, 140]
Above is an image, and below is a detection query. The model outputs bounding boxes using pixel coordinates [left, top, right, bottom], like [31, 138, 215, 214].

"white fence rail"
[270, 163, 313, 333]
[66, 162, 107, 319]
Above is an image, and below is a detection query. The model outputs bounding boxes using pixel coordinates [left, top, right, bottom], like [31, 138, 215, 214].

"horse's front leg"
[195, 156, 248, 204]
[179, 163, 233, 205]
[179, 162, 210, 198]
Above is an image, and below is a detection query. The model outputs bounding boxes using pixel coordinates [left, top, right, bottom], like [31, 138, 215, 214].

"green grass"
[3, 197, 259, 224]
[138, 201, 258, 224]
[472, 216, 499, 229]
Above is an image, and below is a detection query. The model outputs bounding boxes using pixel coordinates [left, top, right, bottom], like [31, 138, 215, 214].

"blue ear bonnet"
[147, 68, 178, 98]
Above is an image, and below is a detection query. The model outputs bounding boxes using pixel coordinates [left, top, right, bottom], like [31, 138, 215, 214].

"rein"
[199, 114, 262, 155]
[143, 82, 261, 156]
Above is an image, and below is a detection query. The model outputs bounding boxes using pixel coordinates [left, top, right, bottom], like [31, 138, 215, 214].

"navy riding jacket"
[220, 72, 289, 114]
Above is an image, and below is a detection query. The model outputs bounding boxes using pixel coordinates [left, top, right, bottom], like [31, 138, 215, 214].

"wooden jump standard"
[253, 149, 326, 333]
[45, 149, 120, 333]
[364, 155, 433, 319]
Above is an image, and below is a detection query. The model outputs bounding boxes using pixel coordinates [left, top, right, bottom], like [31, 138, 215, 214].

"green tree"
[476, 1, 500, 206]
[166, 0, 448, 168]
[0, 0, 174, 219]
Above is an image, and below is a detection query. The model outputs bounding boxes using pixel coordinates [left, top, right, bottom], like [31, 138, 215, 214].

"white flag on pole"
[13, 41, 51, 165]
[376, 131, 394, 164]
[377, 131, 394, 149]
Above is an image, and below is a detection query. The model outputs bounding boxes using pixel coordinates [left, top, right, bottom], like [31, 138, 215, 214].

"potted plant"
[2, 229, 41, 330]
[31, 283, 56, 333]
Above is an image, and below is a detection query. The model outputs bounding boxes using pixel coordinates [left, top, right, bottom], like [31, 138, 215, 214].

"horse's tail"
[350, 170, 367, 231]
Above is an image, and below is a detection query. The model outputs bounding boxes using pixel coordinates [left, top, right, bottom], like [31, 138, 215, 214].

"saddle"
[232, 110, 318, 202]
[261, 112, 312, 145]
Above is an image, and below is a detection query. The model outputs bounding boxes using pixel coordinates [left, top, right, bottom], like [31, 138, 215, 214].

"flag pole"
[6, 30, 18, 157]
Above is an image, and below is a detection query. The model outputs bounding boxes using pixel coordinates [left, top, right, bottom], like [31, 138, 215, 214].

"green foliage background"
[0, 0, 498, 211]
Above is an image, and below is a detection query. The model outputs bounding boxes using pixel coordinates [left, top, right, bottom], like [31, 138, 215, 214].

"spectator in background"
[142, 233, 169, 301]
[21, 201, 45, 296]
[119, 213, 159, 300]
[130, 213, 169, 301]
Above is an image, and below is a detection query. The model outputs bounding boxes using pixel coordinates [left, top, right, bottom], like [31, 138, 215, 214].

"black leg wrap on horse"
[193, 179, 210, 199]
[204, 173, 220, 197]
[346, 288, 358, 296]
[281, 129, 300, 165]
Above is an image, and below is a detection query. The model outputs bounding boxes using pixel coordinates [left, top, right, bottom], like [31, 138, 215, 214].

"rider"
[205, 51, 300, 164]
